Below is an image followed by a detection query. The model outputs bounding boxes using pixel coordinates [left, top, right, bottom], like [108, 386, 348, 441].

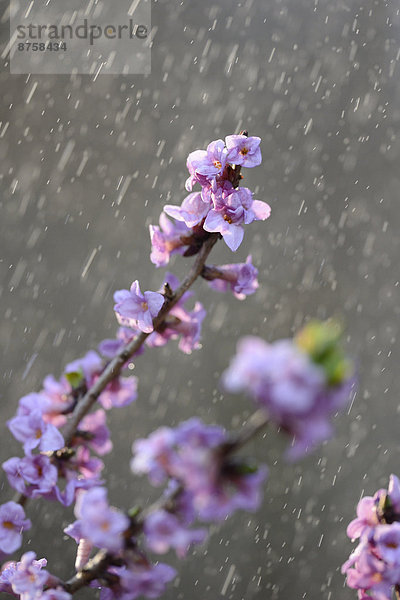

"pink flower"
[225, 134, 262, 167]
[0, 502, 31, 554]
[66, 487, 129, 554]
[144, 509, 206, 558]
[114, 281, 164, 333]
[149, 213, 190, 267]
[164, 192, 210, 228]
[7, 410, 64, 454]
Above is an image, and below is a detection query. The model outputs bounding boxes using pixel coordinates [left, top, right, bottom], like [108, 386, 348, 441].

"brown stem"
[62, 233, 219, 445]
[220, 409, 269, 455]
[201, 265, 237, 283]
[63, 549, 112, 594]
[14, 233, 219, 507]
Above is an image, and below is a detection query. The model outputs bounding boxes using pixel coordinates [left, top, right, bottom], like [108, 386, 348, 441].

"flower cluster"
[342, 475, 400, 599]
[202, 255, 258, 300]
[59, 416, 267, 599]
[222, 321, 354, 459]
[1, 350, 137, 553]
[132, 418, 267, 523]
[0, 551, 69, 600]
[63, 485, 178, 599]
[151, 133, 270, 259]
[65, 487, 129, 555]
[109, 274, 206, 355]
[102, 134, 267, 361]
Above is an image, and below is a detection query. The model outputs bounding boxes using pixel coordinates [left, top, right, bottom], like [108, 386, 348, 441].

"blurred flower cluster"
[223, 320, 354, 459]
[343, 475, 400, 600]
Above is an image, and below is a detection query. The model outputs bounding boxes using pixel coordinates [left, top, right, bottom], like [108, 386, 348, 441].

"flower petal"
[222, 225, 244, 251]
[251, 200, 271, 221]
[144, 291, 165, 317]
[203, 210, 224, 233]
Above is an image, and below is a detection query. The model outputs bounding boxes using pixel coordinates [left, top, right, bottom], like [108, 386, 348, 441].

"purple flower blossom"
[343, 475, 400, 599]
[148, 301, 206, 355]
[0, 502, 31, 554]
[40, 376, 73, 426]
[343, 544, 395, 600]
[374, 524, 400, 564]
[206, 255, 259, 299]
[175, 302, 206, 354]
[17, 392, 52, 417]
[7, 410, 64, 454]
[225, 134, 262, 167]
[174, 417, 226, 448]
[132, 419, 267, 522]
[114, 281, 164, 333]
[98, 376, 138, 410]
[7, 552, 49, 599]
[100, 562, 176, 600]
[196, 463, 268, 522]
[203, 191, 245, 251]
[204, 187, 270, 251]
[65, 350, 103, 386]
[3, 454, 58, 498]
[131, 419, 226, 495]
[53, 475, 100, 507]
[185, 149, 217, 191]
[223, 337, 325, 409]
[222, 325, 353, 459]
[1, 453, 92, 507]
[347, 496, 379, 540]
[98, 327, 137, 359]
[146, 274, 206, 354]
[149, 213, 191, 268]
[187, 139, 228, 178]
[78, 409, 113, 456]
[0, 561, 17, 594]
[65, 446, 104, 483]
[172, 419, 266, 520]
[66, 487, 129, 553]
[131, 427, 176, 486]
[164, 192, 210, 228]
[45, 444, 103, 507]
[144, 509, 206, 557]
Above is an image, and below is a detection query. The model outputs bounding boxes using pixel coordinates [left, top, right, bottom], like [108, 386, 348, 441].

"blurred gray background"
[1, 0, 400, 598]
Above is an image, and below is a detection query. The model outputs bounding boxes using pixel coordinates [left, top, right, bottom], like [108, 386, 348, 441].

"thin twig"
[221, 409, 269, 454]
[62, 233, 219, 445]
[63, 550, 112, 594]
[14, 233, 219, 507]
